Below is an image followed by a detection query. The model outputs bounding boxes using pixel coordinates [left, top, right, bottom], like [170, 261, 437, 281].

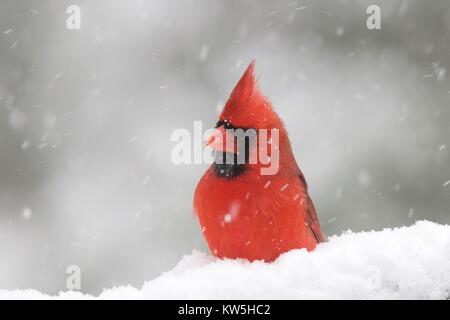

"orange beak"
[205, 125, 237, 153]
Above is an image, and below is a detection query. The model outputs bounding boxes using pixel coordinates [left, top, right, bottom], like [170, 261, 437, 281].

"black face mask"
[213, 151, 246, 178]
[212, 124, 256, 179]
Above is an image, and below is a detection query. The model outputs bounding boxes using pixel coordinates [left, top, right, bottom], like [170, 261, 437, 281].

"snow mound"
[1, 220, 449, 299]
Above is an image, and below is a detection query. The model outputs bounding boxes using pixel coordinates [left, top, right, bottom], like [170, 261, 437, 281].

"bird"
[193, 61, 324, 262]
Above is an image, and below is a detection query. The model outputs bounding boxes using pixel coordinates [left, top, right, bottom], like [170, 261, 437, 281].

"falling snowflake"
[22, 207, 32, 220]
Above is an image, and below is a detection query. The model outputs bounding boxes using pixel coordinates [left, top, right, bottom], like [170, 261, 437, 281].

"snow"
[21, 207, 32, 220]
[1, 220, 449, 300]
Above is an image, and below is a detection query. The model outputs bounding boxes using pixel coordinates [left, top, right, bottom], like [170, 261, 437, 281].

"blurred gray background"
[0, 0, 449, 295]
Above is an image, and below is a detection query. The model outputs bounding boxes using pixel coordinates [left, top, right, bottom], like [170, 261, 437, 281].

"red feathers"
[193, 61, 324, 262]
[219, 60, 283, 130]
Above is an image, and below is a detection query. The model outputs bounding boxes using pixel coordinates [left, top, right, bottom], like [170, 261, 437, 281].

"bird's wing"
[298, 172, 325, 243]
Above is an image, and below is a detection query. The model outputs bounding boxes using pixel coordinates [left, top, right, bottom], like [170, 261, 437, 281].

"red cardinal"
[194, 61, 324, 262]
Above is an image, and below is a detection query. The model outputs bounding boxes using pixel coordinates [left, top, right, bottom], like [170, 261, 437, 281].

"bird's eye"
[224, 122, 233, 129]
[215, 120, 234, 129]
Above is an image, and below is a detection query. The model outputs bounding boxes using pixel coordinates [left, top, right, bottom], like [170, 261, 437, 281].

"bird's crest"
[219, 60, 282, 129]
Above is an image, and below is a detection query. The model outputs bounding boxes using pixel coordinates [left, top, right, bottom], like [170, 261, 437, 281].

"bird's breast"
[193, 168, 316, 261]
